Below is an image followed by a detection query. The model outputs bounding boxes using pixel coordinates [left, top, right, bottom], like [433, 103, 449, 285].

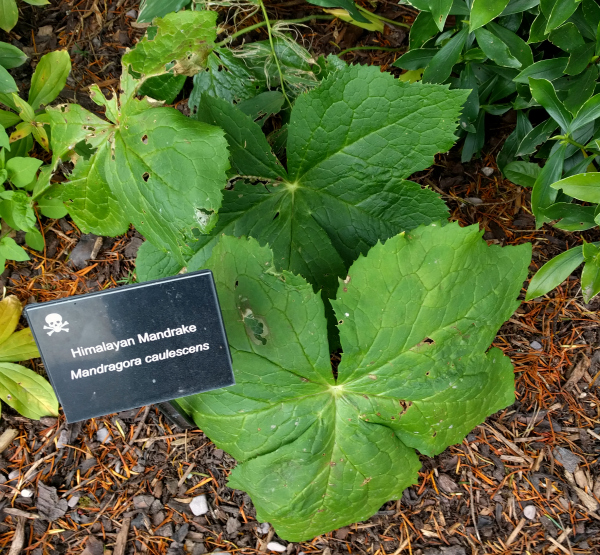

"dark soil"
[0, 1, 599, 554]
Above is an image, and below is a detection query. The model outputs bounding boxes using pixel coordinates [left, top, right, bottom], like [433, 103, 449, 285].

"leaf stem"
[216, 15, 335, 47]
[257, 0, 292, 109]
[551, 134, 599, 171]
[337, 45, 406, 57]
[356, 5, 410, 28]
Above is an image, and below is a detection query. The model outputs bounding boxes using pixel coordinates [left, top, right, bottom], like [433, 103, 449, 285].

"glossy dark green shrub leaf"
[406, 0, 455, 30]
[486, 21, 533, 67]
[541, 0, 580, 32]
[503, 161, 541, 187]
[529, 78, 571, 131]
[474, 27, 521, 68]
[516, 118, 558, 156]
[564, 42, 595, 76]
[549, 22, 585, 52]
[409, 11, 441, 48]
[500, 0, 540, 16]
[543, 203, 597, 231]
[422, 27, 469, 83]
[514, 58, 568, 83]
[394, 48, 438, 71]
[470, 0, 511, 31]
[531, 144, 566, 224]
[179, 226, 530, 541]
[569, 93, 600, 132]
[457, 63, 479, 130]
[551, 172, 600, 203]
[582, 242, 600, 301]
[529, 13, 549, 43]
[497, 110, 533, 169]
[564, 65, 598, 113]
[526, 245, 584, 300]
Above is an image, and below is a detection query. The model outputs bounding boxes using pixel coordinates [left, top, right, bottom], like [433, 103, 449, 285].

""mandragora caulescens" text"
[70, 342, 210, 380]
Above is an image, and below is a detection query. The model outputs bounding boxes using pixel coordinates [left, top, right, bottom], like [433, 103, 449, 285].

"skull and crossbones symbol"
[44, 313, 69, 336]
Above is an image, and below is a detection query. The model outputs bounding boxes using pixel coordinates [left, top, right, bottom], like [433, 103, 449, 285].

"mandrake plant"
[33, 8, 534, 540]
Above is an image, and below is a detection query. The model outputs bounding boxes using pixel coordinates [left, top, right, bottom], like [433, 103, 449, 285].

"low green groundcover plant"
[0, 47, 71, 269]
[175, 227, 530, 541]
[0, 0, 48, 33]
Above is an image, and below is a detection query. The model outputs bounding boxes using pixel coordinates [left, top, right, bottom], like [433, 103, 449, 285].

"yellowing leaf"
[0, 295, 22, 344]
[323, 8, 384, 32]
[0, 363, 58, 419]
[0, 328, 40, 362]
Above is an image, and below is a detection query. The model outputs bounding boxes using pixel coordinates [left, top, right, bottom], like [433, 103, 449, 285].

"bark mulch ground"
[0, 1, 599, 554]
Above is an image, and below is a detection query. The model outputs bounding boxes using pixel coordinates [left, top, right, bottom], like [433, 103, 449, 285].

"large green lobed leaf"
[142, 65, 467, 293]
[179, 224, 531, 541]
[48, 75, 230, 262]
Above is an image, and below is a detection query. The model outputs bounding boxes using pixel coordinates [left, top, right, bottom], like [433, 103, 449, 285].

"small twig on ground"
[178, 463, 196, 487]
[4, 508, 40, 520]
[8, 517, 26, 555]
[468, 476, 481, 543]
[123, 405, 151, 454]
[0, 428, 18, 453]
[505, 517, 526, 546]
[548, 535, 572, 555]
[113, 516, 130, 555]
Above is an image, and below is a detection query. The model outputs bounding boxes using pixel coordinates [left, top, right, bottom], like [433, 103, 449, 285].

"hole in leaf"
[242, 308, 268, 345]
[141, 134, 148, 144]
[194, 208, 217, 233]
[142, 172, 150, 182]
[235, 280, 239, 288]
[413, 337, 435, 350]
[273, 211, 279, 220]
[398, 400, 411, 416]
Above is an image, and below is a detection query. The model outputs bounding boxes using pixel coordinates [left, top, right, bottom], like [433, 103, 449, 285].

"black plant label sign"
[25, 271, 234, 422]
